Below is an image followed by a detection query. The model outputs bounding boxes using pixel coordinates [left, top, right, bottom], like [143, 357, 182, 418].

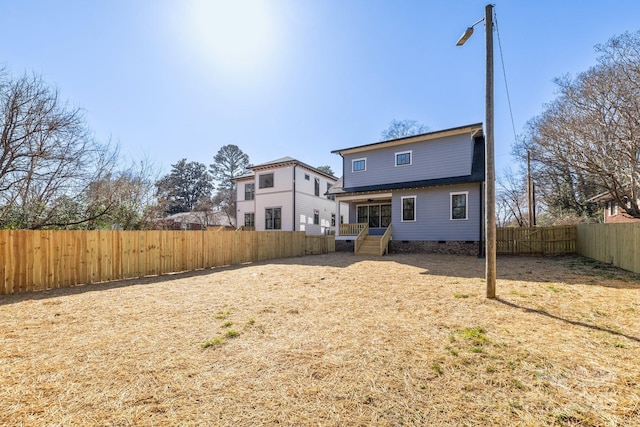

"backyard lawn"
[1, 253, 639, 426]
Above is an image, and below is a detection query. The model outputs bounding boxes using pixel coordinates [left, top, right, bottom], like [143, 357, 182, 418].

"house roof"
[232, 156, 337, 181]
[331, 122, 483, 156]
[328, 131, 485, 196]
[158, 210, 233, 227]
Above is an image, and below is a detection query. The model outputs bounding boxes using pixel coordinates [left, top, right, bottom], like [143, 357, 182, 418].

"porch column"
[335, 198, 340, 237]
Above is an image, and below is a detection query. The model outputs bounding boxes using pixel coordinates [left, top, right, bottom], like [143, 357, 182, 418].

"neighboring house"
[234, 157, 344, 235]
[329, 123, 485, 255]
[155, 210, 234, 230]
[589, 192, 640, 223]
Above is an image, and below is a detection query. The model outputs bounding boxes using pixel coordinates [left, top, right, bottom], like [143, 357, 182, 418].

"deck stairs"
[355, 235, 388, 256]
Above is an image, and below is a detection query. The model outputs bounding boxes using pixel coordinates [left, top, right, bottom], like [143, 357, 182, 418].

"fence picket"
[0, 230, 332, 295]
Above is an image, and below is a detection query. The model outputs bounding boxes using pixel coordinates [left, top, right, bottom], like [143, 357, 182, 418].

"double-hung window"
[265, 207, 281, 229]
[395, 150, 412, 166]
[401, 196, 416, 222]
[313, 210, 320, 225]
[314, 178, 320, 196]
[259, 173, 274, 189]
[352, 158, 366, 172]
[450, 192, 468, 220]
[244, 213, 255, 227]
[244, 183, 255, 200]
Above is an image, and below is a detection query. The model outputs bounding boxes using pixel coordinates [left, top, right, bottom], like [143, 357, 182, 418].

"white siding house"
[234, 157, 344, 235]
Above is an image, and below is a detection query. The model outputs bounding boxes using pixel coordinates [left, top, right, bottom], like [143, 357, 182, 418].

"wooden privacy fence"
[0, 230, 334, 295]
[576, 223, 640, 274]
[496, 226, 576, 256]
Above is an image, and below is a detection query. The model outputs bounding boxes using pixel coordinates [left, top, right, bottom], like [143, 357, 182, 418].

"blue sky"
[2, 0, 639, 178]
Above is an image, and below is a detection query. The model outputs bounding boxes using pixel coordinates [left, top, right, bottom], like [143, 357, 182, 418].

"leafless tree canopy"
[380, 119, 430, 141]
[0, 69, 121, 229]
[515, 31, 640, 220]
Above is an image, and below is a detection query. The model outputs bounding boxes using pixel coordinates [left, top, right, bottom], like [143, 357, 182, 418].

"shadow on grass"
[496, 297, 640, 343]
[2, 252, 639, 305]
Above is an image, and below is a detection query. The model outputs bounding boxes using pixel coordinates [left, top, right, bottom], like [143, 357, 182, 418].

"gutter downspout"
[293, 165, 296, 232]
[479, 181, 484, 258]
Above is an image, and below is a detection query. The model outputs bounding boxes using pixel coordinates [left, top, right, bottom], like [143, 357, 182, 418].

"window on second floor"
[352, 158, 366, 172]
[259, 173, 274, 189]
[395, 150, 412, 166]
[326, 183, 335, 200]
[244, 183, 255, 200]
[314, 178, 320, 196]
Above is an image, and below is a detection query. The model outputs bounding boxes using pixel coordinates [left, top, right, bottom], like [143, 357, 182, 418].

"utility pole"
[484, 4, 496, 298]
[527, 151, 533, 227]
[456, 4, 496, 298]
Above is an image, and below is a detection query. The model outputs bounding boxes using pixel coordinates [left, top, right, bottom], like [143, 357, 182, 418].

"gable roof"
[331, 122, 483, 156]
[328, 129, 485, 196]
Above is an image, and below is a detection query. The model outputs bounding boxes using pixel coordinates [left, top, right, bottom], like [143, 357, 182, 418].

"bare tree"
[516, 31, 640, 220]
[496, 167, 528, 227]
[0, 68, 120, 229]
[380, 119, 430, 141]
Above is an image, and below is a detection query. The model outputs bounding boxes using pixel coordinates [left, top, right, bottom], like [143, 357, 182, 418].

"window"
[401, 196, 416, 222]
[244, 183, 255, 200]
[331, 213, 336, 226]
[352, 158, 366, 172]
[314, 178, 320, 196]
[313, 210, 319, 225]
[304, 174, 310, 180]
[265, 207, 281, 229]
[395, 150, 412, 166]
[381, 204, 392, 227]
[451, 192, 468, 220]
[357, 203, 392, 227]
[244, 213, 255, 227]
[610, 201, 618, 216]
[326, 183, 335, 200]
[259, 173, 274, 189]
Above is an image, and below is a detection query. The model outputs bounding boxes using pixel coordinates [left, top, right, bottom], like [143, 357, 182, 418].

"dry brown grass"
[1, 253, 639, 426]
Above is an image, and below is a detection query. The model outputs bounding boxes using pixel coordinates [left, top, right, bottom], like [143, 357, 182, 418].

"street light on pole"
[456, 4, 496, 299]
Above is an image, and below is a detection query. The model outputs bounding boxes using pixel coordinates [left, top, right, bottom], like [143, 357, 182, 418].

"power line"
[494, 11, 518, 144]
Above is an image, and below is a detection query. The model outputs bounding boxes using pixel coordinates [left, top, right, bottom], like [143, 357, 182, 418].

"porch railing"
[339, 223, 368, 236]
[354, 224, 369, 254]
[379, 224, 392, 255]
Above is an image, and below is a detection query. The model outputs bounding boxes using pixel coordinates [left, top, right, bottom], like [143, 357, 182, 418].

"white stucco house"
[233, 157, 346, 235]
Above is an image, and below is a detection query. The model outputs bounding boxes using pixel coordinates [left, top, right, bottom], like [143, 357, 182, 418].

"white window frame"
[395, 150, 412, 167]
[401, 195, 416, 222]
[352, 158, 366, 172]
[450, 191, 469, 221]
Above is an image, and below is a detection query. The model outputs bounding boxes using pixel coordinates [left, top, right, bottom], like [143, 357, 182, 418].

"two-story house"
[234, 157, 343, 235]
[329, 123, 485, 255]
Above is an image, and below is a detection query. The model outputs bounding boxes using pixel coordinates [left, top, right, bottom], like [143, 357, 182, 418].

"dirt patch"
[1, 253, 639, 426]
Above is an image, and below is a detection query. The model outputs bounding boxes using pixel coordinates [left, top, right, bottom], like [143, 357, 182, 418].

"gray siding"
[343, 134, 473, 189]
[391, 184, 481, 241]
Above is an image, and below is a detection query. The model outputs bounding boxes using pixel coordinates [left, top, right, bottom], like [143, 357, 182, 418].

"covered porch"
[331, 189, 393, 255]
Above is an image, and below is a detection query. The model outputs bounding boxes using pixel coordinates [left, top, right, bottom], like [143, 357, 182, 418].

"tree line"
[3, 30, 638, 229]
[499, 31, 640, 226]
